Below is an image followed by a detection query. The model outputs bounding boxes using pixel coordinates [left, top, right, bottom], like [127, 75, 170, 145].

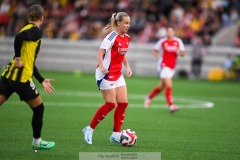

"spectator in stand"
[189, 11, 205, 35]
[0, 0, 10, 37]
[229, 7, 239, 23]
[0, 0, 239, 43]
[171, 2, 184, 23]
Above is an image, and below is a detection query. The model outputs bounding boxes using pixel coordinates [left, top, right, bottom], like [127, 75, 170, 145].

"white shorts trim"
[158, 67, 175, 78]
[97, 74, 126, 90]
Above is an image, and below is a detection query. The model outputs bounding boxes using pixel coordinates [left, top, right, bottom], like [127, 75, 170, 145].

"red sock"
[149, 87, 161, 99]
[90, 102, 115, 129]
[165, 87, 173, 106]
[114, 102, 128, 132]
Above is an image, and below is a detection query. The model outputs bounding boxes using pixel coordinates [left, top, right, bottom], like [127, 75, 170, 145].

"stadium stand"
[0, 0, 239, 44]
[0, 0, 239, 79]
[1, 38, 239, 79]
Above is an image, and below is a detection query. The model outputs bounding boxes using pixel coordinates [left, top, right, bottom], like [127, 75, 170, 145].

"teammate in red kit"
[144, 27, 185, 113]
[83, 12, 132, 144]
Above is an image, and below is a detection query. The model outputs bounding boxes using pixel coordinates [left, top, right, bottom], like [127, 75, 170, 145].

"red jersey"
[96, 30, 130, 81]
[154, 37, 185, 69]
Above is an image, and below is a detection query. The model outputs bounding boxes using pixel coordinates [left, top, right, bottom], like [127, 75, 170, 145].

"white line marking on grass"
[6, 90, 214, 109]
[54, 90, 214, 109]
[5, 101, 214, 109]
[178, 96, 240, 103]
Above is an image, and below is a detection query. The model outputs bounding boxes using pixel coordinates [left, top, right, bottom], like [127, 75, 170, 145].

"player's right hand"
[100, 66, 109, 75]
[14, 58, 24, 68]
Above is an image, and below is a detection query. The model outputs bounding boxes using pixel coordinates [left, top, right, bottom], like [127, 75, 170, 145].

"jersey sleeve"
[14, 32, 27, 57]
[33, 65, 44, 83]
[24, 27, 43, 41]
[154, 39, 162, 51]
[100, 36, 113, 51]
[14, 27, 43, 57]
[178, 39, 185, 51]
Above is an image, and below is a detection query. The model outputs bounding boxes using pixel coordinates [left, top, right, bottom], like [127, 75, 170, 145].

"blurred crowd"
[0, 0, 240, 44]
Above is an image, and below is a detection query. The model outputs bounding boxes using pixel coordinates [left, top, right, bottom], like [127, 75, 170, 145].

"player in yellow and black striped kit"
[0, 4, 55, 151]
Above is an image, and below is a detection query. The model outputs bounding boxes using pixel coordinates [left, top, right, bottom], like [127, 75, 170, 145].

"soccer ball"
[120, 129, 137, 147]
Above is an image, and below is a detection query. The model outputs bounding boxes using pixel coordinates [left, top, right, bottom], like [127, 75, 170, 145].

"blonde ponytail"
[103, 13, 117, 33]
[103, 12, 129, 33]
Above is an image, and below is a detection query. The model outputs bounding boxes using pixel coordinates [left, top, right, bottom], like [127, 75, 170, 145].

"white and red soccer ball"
[120, 129, 137, 147]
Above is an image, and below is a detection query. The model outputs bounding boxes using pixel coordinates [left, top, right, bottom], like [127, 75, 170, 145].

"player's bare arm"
[97, 48, 109, 74]
[153, 49, 160, 58]
[33, 65, 55, 94]
[14, 57, 24, 68]
[177, 49, 185, 57]
[123, 55, 132, 77]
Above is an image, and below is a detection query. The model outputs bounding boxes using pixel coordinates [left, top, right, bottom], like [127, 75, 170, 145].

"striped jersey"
[96, 30, 130, 81]
[2, 23, 42, 83]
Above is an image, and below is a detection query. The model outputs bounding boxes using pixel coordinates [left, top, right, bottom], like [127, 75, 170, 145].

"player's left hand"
[176, 49, 184, 56]
[14, 58, 24, 68]
[42, 79, 55, 94]
[126, 68, 132, 78]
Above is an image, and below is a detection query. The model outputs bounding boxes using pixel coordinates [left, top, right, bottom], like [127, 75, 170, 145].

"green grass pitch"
[0, 71, 240, 160]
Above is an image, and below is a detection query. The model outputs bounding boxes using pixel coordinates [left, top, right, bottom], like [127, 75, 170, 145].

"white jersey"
[96, 30, 130, 81]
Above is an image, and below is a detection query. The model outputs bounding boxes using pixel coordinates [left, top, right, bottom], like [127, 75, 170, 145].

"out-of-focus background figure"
[232, 55, 240, 80]
[144, 27, 185, 112]
[234, 26, 240, 47]
[223, 54, 235, 80]
[190, 36, 207, 79]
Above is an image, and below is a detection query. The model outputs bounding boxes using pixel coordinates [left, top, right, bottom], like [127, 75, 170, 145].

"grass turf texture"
[0, 71, 240, 160]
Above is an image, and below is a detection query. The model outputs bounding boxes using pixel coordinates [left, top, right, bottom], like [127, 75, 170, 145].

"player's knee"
[165, 83, 172, 88]
[165, 86, 172, 90]
[161, 81, 166, 88]
[0, 100, 4, 106]
[0, 96, 6, 106]
[26, 96, 43, 108]
[156, 85, 161, 90]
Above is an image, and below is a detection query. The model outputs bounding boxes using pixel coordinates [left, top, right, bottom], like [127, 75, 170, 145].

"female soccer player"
[0, 4, 55, 151]
[144, 27, 185, 113]
[83, 12, 132, 145]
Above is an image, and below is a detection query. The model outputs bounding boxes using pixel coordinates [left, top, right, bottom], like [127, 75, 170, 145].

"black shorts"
[0, 76, 39, 101]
